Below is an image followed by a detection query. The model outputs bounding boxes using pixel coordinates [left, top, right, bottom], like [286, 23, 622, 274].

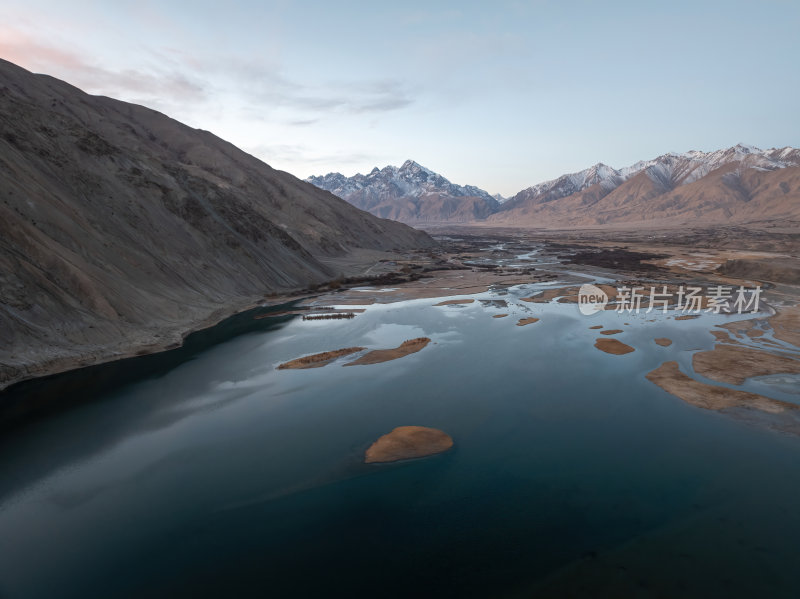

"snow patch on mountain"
[512, 144, 800, 206]
[307, 160, 498, 205]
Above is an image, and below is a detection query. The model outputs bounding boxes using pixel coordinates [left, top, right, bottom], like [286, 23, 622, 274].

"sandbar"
[594, 338, 635, 355]
[365, 426, 454, 463]
[517, 317, 540, 326]
[345, 338, 431, 366]
[710, 330, 733, 343]
[434, 298, 475, 306]
[693, 345, 800, 385]
[278, 347, 365, 370]
[645, 361, 794, 414]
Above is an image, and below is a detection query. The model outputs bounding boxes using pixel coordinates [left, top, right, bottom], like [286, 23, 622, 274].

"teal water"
[1, 284, 800, 598]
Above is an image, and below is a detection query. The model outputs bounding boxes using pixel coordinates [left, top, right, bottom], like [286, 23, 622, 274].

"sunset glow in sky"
[2, 0, 798, 195]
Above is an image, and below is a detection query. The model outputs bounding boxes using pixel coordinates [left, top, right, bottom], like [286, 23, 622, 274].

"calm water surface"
[1, 282, 799, 598]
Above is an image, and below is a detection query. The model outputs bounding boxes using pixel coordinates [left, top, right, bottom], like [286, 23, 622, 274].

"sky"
[1, 0, 798, 196]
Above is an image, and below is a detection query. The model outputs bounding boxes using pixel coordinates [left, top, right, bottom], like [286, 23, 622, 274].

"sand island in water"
[594, 338, 635, 355]
[277, 347, 365, 369]
[365, 426, 454, 463]
[345, 338, 431, 366]
[646, 361, 795, 414]
[517, 317, 540, 326]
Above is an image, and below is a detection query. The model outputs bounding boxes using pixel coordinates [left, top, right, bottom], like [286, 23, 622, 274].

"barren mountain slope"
[351, 191, 498, 223]
[0, 59, 433, 389]
[489, 155, 800, 228]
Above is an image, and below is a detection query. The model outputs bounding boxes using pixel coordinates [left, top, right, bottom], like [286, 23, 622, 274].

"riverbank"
[0, 247, 425, 393]
[4, 228, 799, 432]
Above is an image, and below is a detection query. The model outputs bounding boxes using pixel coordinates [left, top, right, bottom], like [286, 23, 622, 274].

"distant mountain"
[307, 160, 499, 224]
[0, 59, 433, 389]
[492, 144, 800, 227]
[309, 146, 800, 228]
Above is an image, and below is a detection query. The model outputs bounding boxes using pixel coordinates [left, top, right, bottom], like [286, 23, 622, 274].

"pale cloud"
[0, 27, 86, 71]
[247, 143, 375, 168]
[0, 24, 414, 125]
[0, 25, 208, 116]
[4, 0, 791, 197]
[226, 59, 415, 116]
[286, 118, 320, 127]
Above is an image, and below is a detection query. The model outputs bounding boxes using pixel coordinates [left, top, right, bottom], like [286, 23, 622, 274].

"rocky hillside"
[0, 59, 434, 389]
[308, 160, 499, 223]
[491, 145, 800, 228]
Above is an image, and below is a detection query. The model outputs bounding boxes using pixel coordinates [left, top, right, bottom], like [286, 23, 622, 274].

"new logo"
[578, 283, 608, 316]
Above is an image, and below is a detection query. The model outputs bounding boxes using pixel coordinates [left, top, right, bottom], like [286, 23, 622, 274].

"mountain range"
[310, 145, 800, 227]
[2, 54, 798, 389]
[307, 160, 499, 223]
[492, 144, 800, 228]
[0, 59, 432, 389]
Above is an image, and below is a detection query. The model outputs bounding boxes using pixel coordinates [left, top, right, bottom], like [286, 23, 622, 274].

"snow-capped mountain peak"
[306, 161, 499, 224]
[307, 145, 798, 226]
[308, 160, 496, 203]
[511, 144, 800, 207]
[492, 143, 800, 227]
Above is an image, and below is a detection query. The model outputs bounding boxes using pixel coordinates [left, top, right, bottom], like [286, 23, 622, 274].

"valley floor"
[2, 226, 800, 597]
[3, 225, 799, 432]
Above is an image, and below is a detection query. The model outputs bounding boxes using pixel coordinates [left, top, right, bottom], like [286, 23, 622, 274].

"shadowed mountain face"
[0, 59, 434, 389]
[307, 160, 500, 224]
[491, 145, 800, 228]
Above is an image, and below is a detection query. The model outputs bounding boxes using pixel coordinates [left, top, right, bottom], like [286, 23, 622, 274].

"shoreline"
[0, 294, 323, 428]
[4, 230, 798, 428]
[5, 284, 796, 396]
[0, 292, 300, 394]
[0, 246, 547, 413]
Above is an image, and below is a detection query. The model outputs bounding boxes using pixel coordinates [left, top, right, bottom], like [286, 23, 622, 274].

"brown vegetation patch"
[600, 329, 623, 335]
[717, 258, 800, 285]
[565, 248, 668, 272]
[769, 305, 800, 347]
[654, 338, 673, 347]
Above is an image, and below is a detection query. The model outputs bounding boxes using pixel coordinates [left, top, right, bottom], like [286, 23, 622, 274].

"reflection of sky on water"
[0, 285, 799, 598]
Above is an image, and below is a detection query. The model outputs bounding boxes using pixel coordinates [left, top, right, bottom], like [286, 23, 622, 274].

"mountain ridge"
[504, 143, 799, 209]
[0, 58, 434, 389]
[307, 160, 500, 224]
[492, 144, 800, 227]
[310, 145, 800, 228]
